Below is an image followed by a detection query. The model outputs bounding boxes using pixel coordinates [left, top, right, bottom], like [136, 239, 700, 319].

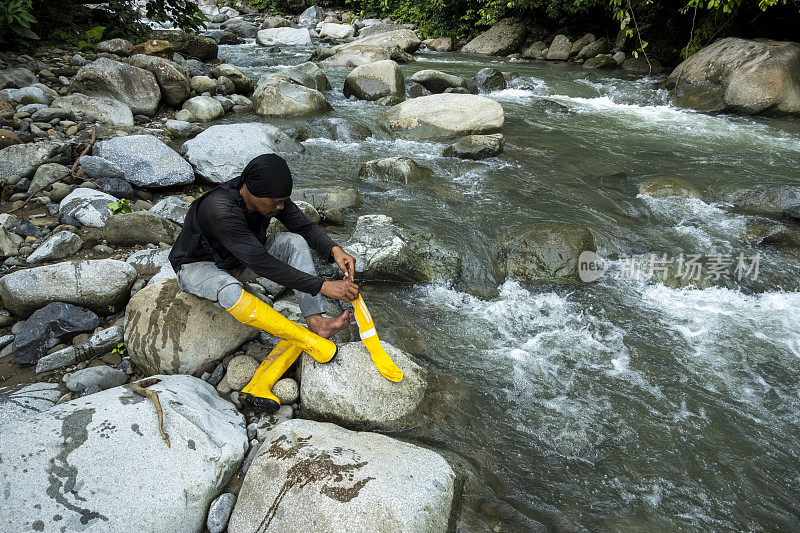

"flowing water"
[216, 41, 800, 531]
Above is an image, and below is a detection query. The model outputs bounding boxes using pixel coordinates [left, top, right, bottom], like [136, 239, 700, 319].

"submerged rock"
[228, 419, 455, 533]
[667, 38, 800, 115]
[473, 68, 506, 91]
[386, 93, 504, 139]
[0, 375, 247, 532]
[357, 156, 432, 185]
[125, 278, 257, 375]
[723, 185, 800, 214]
[638, 177, 701, 199]
[256, 27, 312, 47]
[442, 133, 504, 159]
[497, 223, 596, 282]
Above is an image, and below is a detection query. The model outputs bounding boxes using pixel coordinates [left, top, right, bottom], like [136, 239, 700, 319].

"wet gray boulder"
[58, 188, 117, 227]
[125, 278, 257, 375]
[129, 54, 191, 106]
[221, 17, 258, 39]
[182, 122, 302, 183]
[723, 185, 800, 214]
[26, 230, 83, 264]
[96, 38, 134, 56]
[52, 93, 134, 127]
[0, 67, 38, 89]
[0, 140, 71, 186]
[276, 62, 331, 91]
[182, 95, 225, 122]
[210, 63, 253, 94]
[0, 375, 247, 532]
[358, 23, 407, 38]
[256, 27, 312, 47]
[0, 382, 61, 426]
[252, 77, 332, 117]
[344, 214, 460, 282]
[150, 196, 190, 225]
[228, 419, 455, 533]
[344, 59, 404, 101]
[0, 259, 137, 317]
[79, 155, 124, 180]
[148, 29, 218, 60]
[306, 117, 371, 141]
[292, 185, 360, 211]
[298, 5, 325, 27]
[93, 134, 195, 188]
[667, 38, 800, 115]
[546, 35, 572, 60]
[577, 38, 610, 60]
[357, 156, 432, 185]
[622, 56, 662, 73]
[497, 222, 596, 282]
[386, 93, 505, 140]
[461, 17, 526, 56]
[71, 58, 161, 116]
[103, 212, 182, 246]
[522, 41, 547, 59]
[473, 68, 506, 91]
[11, 302, 99, 365]
[409, 69, 477, 94]
[583, 55, 618, 70]
[639, 177, 701, 199]
[65, 365, 128, 392]
[442, 133, 504, 160]
[261, 16, 291, 29]
[190, 75, 216, 95]
[300, 341, 427, 431]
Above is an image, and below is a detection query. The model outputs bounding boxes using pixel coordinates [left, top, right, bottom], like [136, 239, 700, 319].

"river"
[216, 41, 800, 530]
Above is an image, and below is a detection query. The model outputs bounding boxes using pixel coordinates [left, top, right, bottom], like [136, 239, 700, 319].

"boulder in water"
[570, 33, 596, 56]
[221, 17, 258, 39]
[275, 62, 331, 91]
[583, 55, 618, 70]
[723, 185, 800, 214]
[210, 63, 253, 94]
[182, 95, 225, 122]
[473, 68, 506, 91]
[93, 134, 195, 188]
[320, 22, 355, 40]
[577, 38, 610, 60]
[546, 35, 572, 60]
[386, 93, 504, 139]
[461, 17, 526, 56]
[409, 69, 478, 94]
[328, 29, 421, 55]
[256, 27, 312, 47]
[228, 419, 455, 533]
[318, 45, 391, 68]
[343, 59, 404, 101]
[298, 5, 325, 27]
[125, 278, 258, 375]
[442, 133, 504, 160]
[423, 36, 452, 52]
[639, 177, 701, 199]
[357, 156, 432, 185]
[182, 123, 302, 183]
[667, 37, 800, 115]
[522, 41, 547, 59]
[252, 77, 332, 117]
[70, 58, 161, 116]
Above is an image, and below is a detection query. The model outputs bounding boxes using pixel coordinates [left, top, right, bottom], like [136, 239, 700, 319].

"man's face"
[251, 195, 288, 217]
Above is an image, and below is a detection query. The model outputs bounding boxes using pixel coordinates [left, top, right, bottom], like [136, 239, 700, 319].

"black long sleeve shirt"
[168, 175, 337, 295]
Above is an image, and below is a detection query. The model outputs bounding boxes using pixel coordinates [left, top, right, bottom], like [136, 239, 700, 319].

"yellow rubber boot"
[226, 290, 337, 363]
[240, 340, 303, 413]
[351, 294, 403, 382]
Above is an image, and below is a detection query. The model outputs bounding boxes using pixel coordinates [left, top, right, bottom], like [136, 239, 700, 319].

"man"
[168, 153, 360, 361]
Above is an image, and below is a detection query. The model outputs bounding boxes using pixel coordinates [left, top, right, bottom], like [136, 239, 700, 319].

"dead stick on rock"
[133, 377, 170, 447]
[10, 126, 97, 213]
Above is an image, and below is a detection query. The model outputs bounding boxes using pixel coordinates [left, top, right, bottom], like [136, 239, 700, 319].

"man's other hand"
[320, 280, 360, 302]
[332, 246, 356, 282]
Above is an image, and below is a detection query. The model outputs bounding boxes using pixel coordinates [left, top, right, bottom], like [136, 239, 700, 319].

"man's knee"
[277, 232, 308, 251]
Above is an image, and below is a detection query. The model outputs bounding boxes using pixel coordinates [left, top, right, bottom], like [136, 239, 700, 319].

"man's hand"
[331, 246, 356, 282]
[320, 280, 360, 302]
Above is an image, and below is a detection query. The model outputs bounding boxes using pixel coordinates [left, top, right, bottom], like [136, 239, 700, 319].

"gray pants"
[176, 233, 325, 317]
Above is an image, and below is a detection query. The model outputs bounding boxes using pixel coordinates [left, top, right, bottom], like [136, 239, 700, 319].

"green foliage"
[76, 26, 106, 50]
[107, 199, 133, 215]
[111, 341, 127, 356]
[0, 0, 38, 42]
[220, 0, 312, 15]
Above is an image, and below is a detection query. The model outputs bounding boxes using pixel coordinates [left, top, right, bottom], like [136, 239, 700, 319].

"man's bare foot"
[306, 311, 353, 339]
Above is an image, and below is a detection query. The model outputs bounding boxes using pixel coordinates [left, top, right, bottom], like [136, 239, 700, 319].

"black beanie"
[241, 153, 293, 198]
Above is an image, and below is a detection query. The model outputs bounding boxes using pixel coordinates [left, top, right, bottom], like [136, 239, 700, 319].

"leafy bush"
[0, 0, 38, 42]
[107, 199, 133, 215]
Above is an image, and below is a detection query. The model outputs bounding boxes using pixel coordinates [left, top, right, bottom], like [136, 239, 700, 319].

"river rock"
[577, 38, 610, 60]
[190, 74, 217, 94]
[0, 227, 23, 257]
[182, 95, 225, 122]
[277, 62, 331, 91]
[522, 41, 547, 59]
[0, 140, 71, 185]
[546, 35, 572, 60]
[164, 118, 202, 137]
[583, 55, 618, 70]
[225, 355, 259, 390]
[65, 365, 128, 392]
[301, 341, 427, 430]
[149, 29, 219, 60]
[272, 378, 298, 404]
[261, 16, 291, 29]
[252, 77, 331, 117]
[130, 39, 174, 59]
[58, 188, 116, 227]
[183, 123, 302, 183]
[52, 93, 134, 127]
[210, 63, 253, 94]
[150, 196, 190, 225]
[292, 185, 360, 211]
[745, 224, 800, 247]
[0, 259, 136, 317]
[125, 278, 258, 375]
[0, 67, 38, 89]
[0, 382, 61, 425]
[221, 17, 258, 39]
[0, 128, 20, 149]
[256, 27, 313, 47]
[320, 22, 355, 40]
[723, 185, 800, 214]
[71, 58, 161, 116]
[497, 222, 596, 282]
[357, 156, 432, 185]
[103, 212, 182, 246]
[0, 86, 49, 105]
[126, 248, 171, 276]
[667, 37, 800, 115]
[11, 302, 99, 365]
[409, 69, 477, 94]
[228, 418, 455, 533]
[442, 133, 504, 159]
[96, 177, 134, 198]
[343, 59, 404, 101]
[570, 33, 596, 56]
[207, 493, 237, 533]
[386, 93, 504, 139]
[423, 36, 452, 52]
[639, 177, 701, 199]
[298, 5, 325, 27]
[26, 230, 82, 264]
[473, 68, 506, 91]
[319, 45, 391, 68]
[358, 23, 407, 38]
[93, 134, 195, 188]
[462, 17, 526, 56]
[96, 38, 134, 56]
[0, 375, 247, 532]
[129, 54, 191, 106]
[35, 326, 123, 373]
[28, 162, 68, 193]
[622, 56, 662, 73]
[344, 214, 460, 281]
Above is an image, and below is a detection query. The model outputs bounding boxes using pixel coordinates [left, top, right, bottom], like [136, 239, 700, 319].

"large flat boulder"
[125, 278, 258, 375]
[70, 58, 161, 116]
[0, 375, 247, 532]
[319, 45, 391, 68]
[461, 18, 526, 55]
[0, 259, 137, 317]
[256, 27, 312, 47]
[386, 93, 504, 139]
[52, 93, 134, 127]
[252, 77, 332, 117]
[301, 341, 427, 431]
[667, 37, 800, 115]
[93, 134, 195, 188]
[0, 141, 71, 186]
[329, 29, 420, 55]
[0, 382, 61, 426]
[182, 123, 302, 183]
[320, 22, 355, 40]
[228, 419, 455, 533]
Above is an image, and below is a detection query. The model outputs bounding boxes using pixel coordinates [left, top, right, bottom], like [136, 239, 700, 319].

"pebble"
[225, 355, 259, 390]
[206, 493, 236, 533]
[66, 125, 78, 136]
[272, 377, 299, 404]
